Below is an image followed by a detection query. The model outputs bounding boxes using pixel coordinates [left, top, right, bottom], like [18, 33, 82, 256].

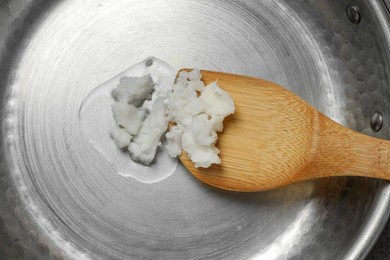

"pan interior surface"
[0, 0, 390, 259]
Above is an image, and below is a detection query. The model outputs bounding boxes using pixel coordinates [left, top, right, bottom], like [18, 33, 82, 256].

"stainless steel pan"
[0, 0, 390, 259]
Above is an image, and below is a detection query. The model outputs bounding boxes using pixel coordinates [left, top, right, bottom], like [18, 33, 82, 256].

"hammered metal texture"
[0, 0, 390, 259]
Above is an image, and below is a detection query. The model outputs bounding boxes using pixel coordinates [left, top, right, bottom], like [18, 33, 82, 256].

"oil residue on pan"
[79, 57, 178, 183]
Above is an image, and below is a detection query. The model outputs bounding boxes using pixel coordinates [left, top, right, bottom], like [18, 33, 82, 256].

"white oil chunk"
[166, 69, 235, 168]
[198, 82, 235, 116]
[112, 75, 155, 106]
[80, 57, 234, 183]
[108, 67, 234, 169]
[128, 97, 170, 165]
[111, 102, 146, 135]
[191, 114, 218, 146]
[79, 57, 178, 183]
[165, 126, 183, 157]
[109, 124, 132, 149]
[181, 130, 221, 168]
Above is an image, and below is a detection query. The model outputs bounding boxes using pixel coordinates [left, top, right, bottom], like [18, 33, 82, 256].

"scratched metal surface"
[0, 0, 390, 259]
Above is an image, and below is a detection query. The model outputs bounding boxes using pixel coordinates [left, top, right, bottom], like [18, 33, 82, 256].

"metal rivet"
[371, 111, 383, 132]
[346, 5, 361, 24]
[145, 58, 153, 67]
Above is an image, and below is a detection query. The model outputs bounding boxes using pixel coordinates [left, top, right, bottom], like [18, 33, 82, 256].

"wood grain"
[179, 70, 390, 192]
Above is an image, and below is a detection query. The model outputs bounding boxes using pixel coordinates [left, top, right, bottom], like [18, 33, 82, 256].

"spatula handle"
[305, 113, 390, 181]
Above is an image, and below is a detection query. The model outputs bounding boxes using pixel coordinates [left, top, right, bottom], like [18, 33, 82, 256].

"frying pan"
[0, 0, 390, 259]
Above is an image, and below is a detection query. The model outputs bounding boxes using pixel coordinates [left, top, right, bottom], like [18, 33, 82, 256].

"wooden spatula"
[179, 70, 389, 192]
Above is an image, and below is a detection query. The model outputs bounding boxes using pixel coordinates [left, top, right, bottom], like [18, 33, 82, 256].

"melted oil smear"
[79, 57, 178, 183]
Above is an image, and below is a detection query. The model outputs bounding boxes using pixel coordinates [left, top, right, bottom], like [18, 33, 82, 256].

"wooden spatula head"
[179, 70, 390, 192]
[179, 70, 318, 191]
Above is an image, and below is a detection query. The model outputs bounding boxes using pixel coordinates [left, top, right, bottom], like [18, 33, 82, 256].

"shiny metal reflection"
[371, 111, 383, 132]
[347, 4, 362, 24]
